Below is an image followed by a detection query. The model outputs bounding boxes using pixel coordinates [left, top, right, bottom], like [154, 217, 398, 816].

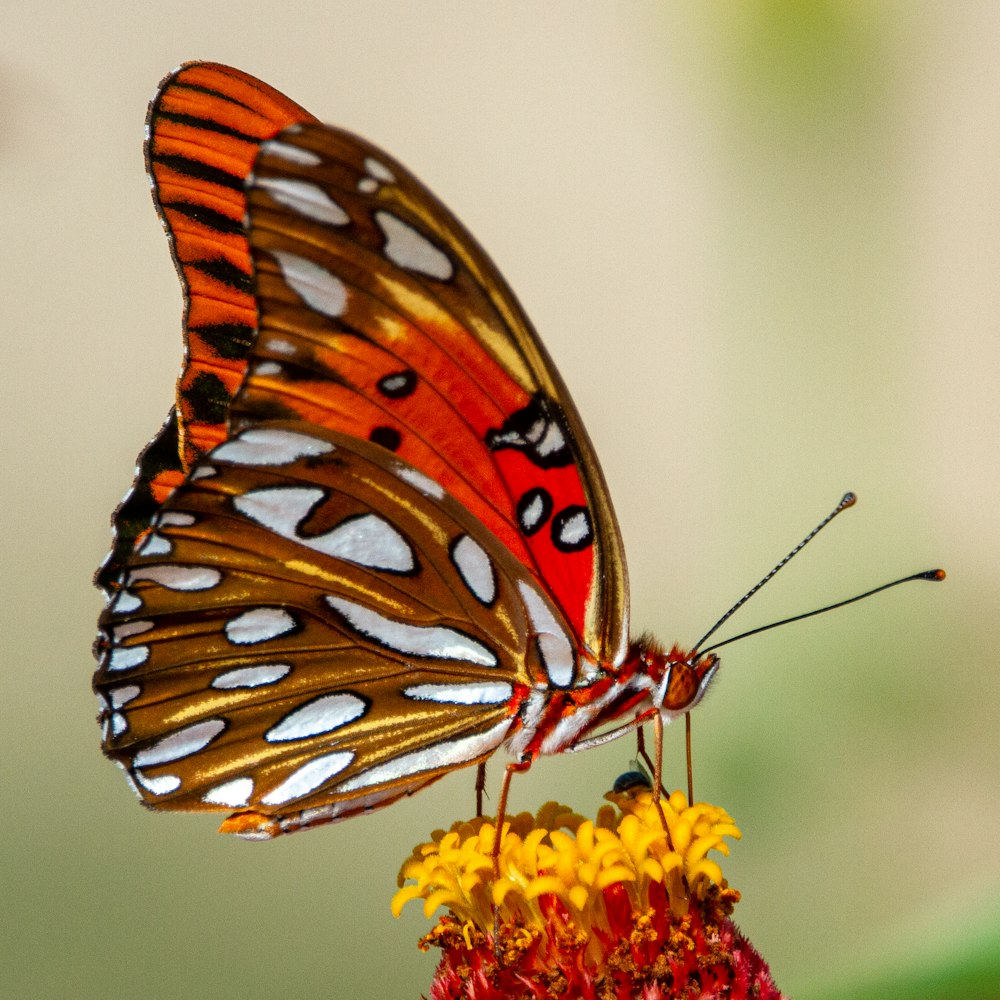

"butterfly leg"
[492, 757, 531, 880]
[634, 726, 669, 798]
[636, 712, 694, 810]
[685, 711, 694, 805]
[651, 711, 670, 831]
[491, 756, 532, 959]
[475, 762, 487, 818]
[631, 716, 672, 835]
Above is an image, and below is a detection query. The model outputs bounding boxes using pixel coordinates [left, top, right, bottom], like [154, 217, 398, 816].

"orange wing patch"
[98, 65, 316, 594]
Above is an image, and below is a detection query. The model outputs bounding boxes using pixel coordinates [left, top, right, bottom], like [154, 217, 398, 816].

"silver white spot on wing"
[450, 535, 496, 605]
[213, 427, 334, 466]
[137, 533, 171, 556]
[254, 361, 282, 377]
[375, 210, 454, 281]
[260, 751, 354, 806]
[325, 596, 497, 666]
[203, 776, 254, 807]
[536, 421, 567, 458]
[108, 684, 140, 709]
[265, 693, 368, 742]
[106, 645, 149, 672]
[112, 620, 153, 641]
[234, 487, 416, 572]
[134, 718, 226, 767]
[191, 465, 217, 480]
[403, 682, 513, 705]
[335, 718, 511, 792]
[307, 512, 415, 571]
[110, 588, 142, 614]
[357, 177, 377, 194]
[519, 494, 545, 533]
[106, 688, 134, 737]
[134, 770, 181, 796]
[266, 337, 296, 355]
[128, 565, 222, 592]
[517, 581, 575, 688]
[364, 157, 395, 183]
[271, 249, 348, 317]
[556, 509, 590, 547]
[393, 463, 445, 499]
[225, 608, 297, 645]
[380, 372, 411, 394]
[264, 140, 321, 166]
[157, 511, 196, 528]
[257, 176, 350, 226]
[211, 663, 292, 690]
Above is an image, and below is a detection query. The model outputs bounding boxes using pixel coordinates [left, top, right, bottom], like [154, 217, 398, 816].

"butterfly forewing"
[96, 422, 582, 835]
[96, 64, 316, 594]
[147, 63, 315, 468]
[233, 124, 629, 666]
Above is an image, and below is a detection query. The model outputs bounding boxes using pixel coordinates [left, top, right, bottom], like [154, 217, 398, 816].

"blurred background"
[3, 3, 997, 998]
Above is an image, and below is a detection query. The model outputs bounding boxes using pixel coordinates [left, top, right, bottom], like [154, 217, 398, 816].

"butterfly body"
[94, 64, 719, 840]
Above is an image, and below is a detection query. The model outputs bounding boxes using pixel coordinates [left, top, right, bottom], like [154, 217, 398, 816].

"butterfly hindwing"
[95, 422, 582, 836]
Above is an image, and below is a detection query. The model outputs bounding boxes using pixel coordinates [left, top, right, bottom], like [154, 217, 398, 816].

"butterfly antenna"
[691, 491, 858, 655]
[698, 568, 945, 656]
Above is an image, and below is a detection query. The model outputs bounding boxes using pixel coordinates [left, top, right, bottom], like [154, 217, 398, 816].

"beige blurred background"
[3, 3, 997, 998]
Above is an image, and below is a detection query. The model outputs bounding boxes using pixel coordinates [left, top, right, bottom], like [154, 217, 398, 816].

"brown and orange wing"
[96, 65, 633, 837]
[97, 63, 315, 592]
[95, 423, 580, 838]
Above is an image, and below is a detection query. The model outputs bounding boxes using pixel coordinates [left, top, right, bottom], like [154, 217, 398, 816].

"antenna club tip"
[840, 492, 858, 509]
[928, 568, 946, 581]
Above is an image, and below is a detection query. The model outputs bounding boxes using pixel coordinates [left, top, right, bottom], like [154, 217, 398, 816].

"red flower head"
[394, 787, 786, 999]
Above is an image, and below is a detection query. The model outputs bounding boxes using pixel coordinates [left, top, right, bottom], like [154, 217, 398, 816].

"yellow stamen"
[392, 789, 741, 937]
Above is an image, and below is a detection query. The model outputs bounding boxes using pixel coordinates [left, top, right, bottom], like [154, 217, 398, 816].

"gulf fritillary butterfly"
[91, 63, 725, 840]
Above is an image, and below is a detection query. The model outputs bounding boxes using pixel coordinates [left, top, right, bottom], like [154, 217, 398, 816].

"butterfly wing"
[96, 65, 634, 835]
[97, 63, 316, 592]
[233, 122, 629, 666]
[95, 423, 580, 837]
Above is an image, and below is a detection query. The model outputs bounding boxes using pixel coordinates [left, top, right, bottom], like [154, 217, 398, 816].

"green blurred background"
[3, 3, 997, 998]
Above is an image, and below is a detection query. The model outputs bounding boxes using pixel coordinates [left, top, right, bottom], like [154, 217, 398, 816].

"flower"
[393, 785, 787, 999]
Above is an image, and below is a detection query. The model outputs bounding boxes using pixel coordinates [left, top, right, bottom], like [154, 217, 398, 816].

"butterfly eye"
[687, 654, 721, 712]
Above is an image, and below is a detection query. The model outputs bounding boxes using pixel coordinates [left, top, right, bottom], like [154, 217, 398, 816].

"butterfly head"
[636, 638, 720, 718]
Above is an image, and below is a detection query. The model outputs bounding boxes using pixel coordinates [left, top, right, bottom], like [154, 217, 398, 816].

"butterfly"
[93, 62, 722, 840]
